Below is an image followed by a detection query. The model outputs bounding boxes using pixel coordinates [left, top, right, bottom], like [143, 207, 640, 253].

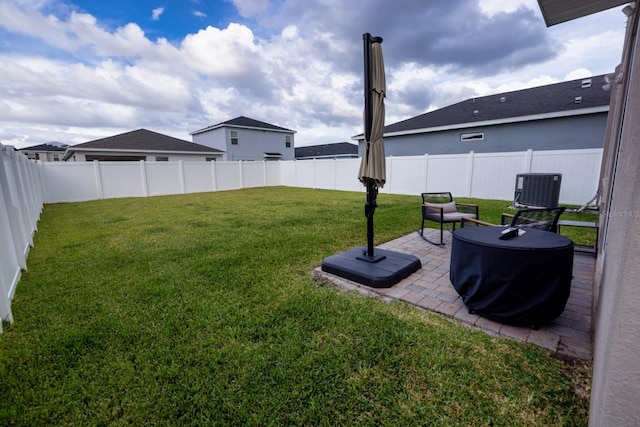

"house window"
[53, 154, 60, 162]
[461, 132, 484, 142]
[285, 135, 291, 148]
[206, 157, 217, 162]
[155, 156, 169, 162]
[27, 152, 37, 160]
[230, 130, 239, 145]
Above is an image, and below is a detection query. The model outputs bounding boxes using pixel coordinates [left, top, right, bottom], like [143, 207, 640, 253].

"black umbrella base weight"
[322, 247, 421, 288]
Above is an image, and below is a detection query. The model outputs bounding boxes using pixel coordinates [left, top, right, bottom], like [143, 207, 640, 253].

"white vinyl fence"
[1, 145, 602, 329]
[0, 145, 43, 331]
[39, 148, 602, 205]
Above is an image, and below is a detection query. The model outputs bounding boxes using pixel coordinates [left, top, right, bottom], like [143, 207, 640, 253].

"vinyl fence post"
[466, 151, 475, 197]
[93, 160, 104, 200]
[139, 160, 149, 197]
[211, 160, 217, 192]
[179, 160, 186, 194]
[313, 158, 317, 190]
[423, 154, 429, 193]
[523, 149, 533, 173]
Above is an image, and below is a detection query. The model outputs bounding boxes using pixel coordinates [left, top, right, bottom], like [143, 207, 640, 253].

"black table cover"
[450, 226, 574, 327]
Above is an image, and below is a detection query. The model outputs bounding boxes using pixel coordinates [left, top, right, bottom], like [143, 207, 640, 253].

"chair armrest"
[500, 213, 514, 225]
[461, 217, 495, 227]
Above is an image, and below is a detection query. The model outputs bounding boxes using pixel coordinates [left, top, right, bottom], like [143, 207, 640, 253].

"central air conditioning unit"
[514, 173, 562, 208]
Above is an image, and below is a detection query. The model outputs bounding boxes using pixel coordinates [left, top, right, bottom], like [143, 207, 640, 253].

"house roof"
[190, 116, 296, 135]
[19, 143, 67, 152]
[63, 129, 223, 160]
[295, 142, 359, 159]
[537, 0, 629, 26]
[355, 75, 611, 139]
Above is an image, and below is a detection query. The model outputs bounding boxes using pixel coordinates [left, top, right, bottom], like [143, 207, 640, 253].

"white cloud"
[232, 0, 270, 18]
[151, 7, 164, 21]
[193, 11, 207, 18]
[0, 1, 628, 148]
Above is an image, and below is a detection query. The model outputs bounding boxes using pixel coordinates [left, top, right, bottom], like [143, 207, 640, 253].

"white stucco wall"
[589, 9, 640, 426]
[192, 126, 295, 161]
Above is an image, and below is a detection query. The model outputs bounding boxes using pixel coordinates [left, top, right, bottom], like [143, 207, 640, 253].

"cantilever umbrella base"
[322, 247, 421, 288]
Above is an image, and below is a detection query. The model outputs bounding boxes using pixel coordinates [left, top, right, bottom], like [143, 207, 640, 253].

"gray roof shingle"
[190, 116, 295, 135]
[295, 142, 358, 158]
[19, 143, 67, 152]
[372, 75, 611, 136]
[69, 129, 222, 153]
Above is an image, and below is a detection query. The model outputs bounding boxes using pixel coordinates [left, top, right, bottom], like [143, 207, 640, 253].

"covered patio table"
[449, 226, 574, 327]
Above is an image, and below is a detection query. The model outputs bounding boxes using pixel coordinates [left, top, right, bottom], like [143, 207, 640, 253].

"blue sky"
[0, 0, 628, 148]
[59, 1, 245, 41]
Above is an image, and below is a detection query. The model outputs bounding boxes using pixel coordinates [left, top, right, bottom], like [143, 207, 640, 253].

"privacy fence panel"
[40, 162, 97, 203]
[530, 149, 602, 205]
[469, 152, 528, 201]
[313, 160, 335, 190]
[424, 154, 471, 196]
[242, 161, 267, 189]
[384, 156, 426, 196]
[146, 162, 183, 197]
[265, 161, 281, 187]
[0, 145, 43, 330]
[214, 162, 243, 192]
[100, 162, 145, 199]
[183, 161, 215, 194]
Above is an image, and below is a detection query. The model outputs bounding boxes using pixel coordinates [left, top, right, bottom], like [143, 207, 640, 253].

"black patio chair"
[418, 192, 479, 245]
[462, 206, 565, 233]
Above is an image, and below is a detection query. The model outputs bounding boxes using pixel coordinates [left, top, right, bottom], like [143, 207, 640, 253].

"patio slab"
[315, 228, 595, 360]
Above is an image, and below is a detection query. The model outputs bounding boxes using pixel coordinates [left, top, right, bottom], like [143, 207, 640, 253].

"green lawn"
[0, 187, 590, 426]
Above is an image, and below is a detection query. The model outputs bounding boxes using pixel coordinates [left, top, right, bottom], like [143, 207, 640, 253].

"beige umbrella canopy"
[358, 39, 386, 188]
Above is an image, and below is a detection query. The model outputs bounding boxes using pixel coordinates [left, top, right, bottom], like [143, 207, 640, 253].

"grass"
[0, 187, 590, 426]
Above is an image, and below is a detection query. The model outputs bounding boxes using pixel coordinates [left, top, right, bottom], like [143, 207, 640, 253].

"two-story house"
[354, 75, 611, 156]
[190, 116, 296, 161]
[18, 143, 68, 162]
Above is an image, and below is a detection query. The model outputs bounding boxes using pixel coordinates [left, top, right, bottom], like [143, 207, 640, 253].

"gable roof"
[63, 129, 223, 160]
[356, 75, 611, 139]
[295, 142, 358, 159]
[190, 116, 296, 135]
[19, 143, 68, 152]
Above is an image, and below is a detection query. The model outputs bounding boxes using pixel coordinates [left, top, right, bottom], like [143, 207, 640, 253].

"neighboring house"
[538, 1, 639, 426]
[62, 129, 224, 162]
[190, 116, 296, 161]
[18, 142, 68, 162]
[354, 75, 610, 156]
[295, 142, 358, 160]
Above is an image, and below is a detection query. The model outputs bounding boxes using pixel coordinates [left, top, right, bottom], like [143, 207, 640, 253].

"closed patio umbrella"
[358, 34, 386, 260]
[358, 37, 386, 187]
[320, 33, 421, 287]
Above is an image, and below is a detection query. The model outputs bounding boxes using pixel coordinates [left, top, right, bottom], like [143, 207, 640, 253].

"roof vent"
[473, 110, 479, 115]
[574, 96, 582, 104]
[581, 78, 592, 88]
[500, 96, 506, 103]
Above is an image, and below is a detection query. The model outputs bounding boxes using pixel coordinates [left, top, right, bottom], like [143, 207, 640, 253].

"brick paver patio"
[315, 228, 594, 360]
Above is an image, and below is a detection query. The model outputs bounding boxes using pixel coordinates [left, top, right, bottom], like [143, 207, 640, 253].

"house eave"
[63, 147, 225, 161]
[351, 106, 609, 140]
[537, 0, 629, 26]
